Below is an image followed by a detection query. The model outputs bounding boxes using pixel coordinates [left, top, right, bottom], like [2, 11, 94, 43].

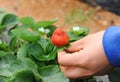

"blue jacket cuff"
[103, 26, 120, 67]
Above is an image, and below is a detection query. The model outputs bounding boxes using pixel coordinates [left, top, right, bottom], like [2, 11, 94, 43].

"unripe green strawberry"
[51, 28, 69, 46]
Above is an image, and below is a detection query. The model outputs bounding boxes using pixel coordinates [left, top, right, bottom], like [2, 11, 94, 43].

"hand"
[58, 31, 113, 79]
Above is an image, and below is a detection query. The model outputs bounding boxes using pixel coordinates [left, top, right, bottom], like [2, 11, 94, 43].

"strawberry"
[51, 28, 69, 46]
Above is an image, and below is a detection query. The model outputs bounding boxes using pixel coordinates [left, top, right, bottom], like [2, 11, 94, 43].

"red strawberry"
[51, 28, 69, 46]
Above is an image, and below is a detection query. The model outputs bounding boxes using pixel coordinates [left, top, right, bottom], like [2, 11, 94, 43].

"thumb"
[66, 39, 84, 52]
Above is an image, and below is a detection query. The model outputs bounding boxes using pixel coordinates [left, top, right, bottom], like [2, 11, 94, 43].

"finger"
[60, 65, 92, 79]
[59, 65, 69, 73]
[66, 39, 84, 52]
[58, 51, 83, 66]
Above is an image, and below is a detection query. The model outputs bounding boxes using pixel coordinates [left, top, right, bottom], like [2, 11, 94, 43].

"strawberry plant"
[2, 8, 120, 82]
[0, 9, 92, 82]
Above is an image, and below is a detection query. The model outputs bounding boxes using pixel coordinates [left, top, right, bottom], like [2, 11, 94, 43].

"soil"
[0, 0, 120, 33]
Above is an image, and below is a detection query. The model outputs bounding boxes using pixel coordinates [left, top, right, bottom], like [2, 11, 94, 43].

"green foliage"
[39, 65, 69, 82]
[1, 14, 18, 27]
[0, 8, 99, 82]
[68, 26, 89, 42]
[13, 70, 37, 82]
[36, 18, 58, 28]
[18, 17, 37, 30]
[11, 28, 40, 42]
[108, 68, 120, 82]
[0, 12, 18, 32]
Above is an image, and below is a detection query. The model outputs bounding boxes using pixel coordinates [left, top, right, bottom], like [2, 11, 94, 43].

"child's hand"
[58, 31, 113, 79]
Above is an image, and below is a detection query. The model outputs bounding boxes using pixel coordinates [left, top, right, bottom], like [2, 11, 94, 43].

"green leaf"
[0, 13, 7, 32]
[0, 52, 16, 68]
[11, 28, 40, 42]
[39, 65, 69, 82]
[38, 38, 54, 54]
[70, 26, 89, 36]
[0, 11, 17, 31]
[0, 77, 7, 82]
[38, 38, 57, 61]
[9, 36, 17, 51]
[0, 26, 5, 32]
[17, 45, 28, 58]
[28, 41, 57, 61]
[0, 51, 9, 57]
[17, 25, 30, 29]
[38, 37, 48, 51]
[37, 18, 58, 28]
[68, 26, 89, 42]
[13, 70, 37, 82]
[28, 42, 45, 56]
[82, 27, 89, 36]
[0, 58, 41, 81]
[1, 14, 18, 27]
[46, 25, 57, 37]
[67, 32, 84, 42]
[18, 17, 37, 30]
[46, 42, 54, 54]
[0, 13, 6, 25]
[28, 42, 45, 61]
[45, 46, 57, 61]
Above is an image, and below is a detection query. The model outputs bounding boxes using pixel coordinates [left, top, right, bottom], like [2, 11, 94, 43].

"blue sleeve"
[103, 26, 120, 67]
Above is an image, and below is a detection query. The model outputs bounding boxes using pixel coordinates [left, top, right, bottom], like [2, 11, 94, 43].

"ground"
[0, 0, 120, 33]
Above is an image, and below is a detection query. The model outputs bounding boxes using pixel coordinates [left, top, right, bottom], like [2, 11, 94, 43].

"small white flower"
[45, 29, 50, 34]
[0, 39, 2, 45]
[73, 26, 81, 31]
[38, 27, 45, 33]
